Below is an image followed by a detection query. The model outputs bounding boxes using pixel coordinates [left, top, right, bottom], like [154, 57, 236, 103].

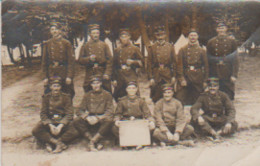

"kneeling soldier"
[32, 76, 78, 153]
[190, 77, 238, 139]
[153, 84, 194, 146]
[112, 81, 155, 150]
[73, 75, 114, 151]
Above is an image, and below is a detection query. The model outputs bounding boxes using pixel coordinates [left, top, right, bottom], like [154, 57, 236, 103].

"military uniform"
[153, 98, 194, 143]
[190, 91, 238, 135]
[73, 88, 114, 137]
[112, 96, 155, 137]
[78, 40, 113, 93]
[32, 92, 78, 146]
[147, 41, 183, 103]
[42, 37, 75, 98]
[207, 35, 239, 100]
[113, 44, 143, 101]
[175, 43, 209, 105]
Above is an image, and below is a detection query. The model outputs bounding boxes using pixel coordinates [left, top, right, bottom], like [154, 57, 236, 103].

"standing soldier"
[190, 77, 238, 139]
[147, 25, 184, 103]
[207, 23, 239, 100]
[78, 24, 113, 93]
[73, 75, 114, 151]
[42, 22, 75, 99]
[32, 76, 78, 153]
[153, 84, 194, 146]
[175, 29, 209, 105]
[112, 29, 143, 101]
[112, 81, 155, 150]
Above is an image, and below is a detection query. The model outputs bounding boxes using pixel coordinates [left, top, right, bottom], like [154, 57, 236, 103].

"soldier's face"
[120, 35, 130, 45]
[91, 81, 102, 91]
[90, 29, 100, 41]
[51, 83, 61, 95]
[216, 26, 227, 36]
[50, 26, 61, 38]
[188, 32, 199, 43]
[163, 90, 173, 101]
[126, 85, 138, 96]
[155, 32, 166, 41]
[209, 85, 219, 94]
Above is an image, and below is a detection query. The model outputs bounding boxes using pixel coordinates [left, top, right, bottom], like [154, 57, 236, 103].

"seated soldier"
[112, 81, 155, 150]
[153, 84, 194, 146]
[190, 77, 238, 139]
[32, 76, 78, 153]
[73, 75, 114, 151]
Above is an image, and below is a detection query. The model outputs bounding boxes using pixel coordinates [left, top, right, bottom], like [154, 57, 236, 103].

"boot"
[50, 138, 67, 154]
[88, 133, 103, 152]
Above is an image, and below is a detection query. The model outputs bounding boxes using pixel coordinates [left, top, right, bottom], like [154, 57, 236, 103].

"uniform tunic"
[190, 91, 237, 134]
[147, 41, 183, 102]
[112, 96, 155, 137]
[207, 35, 239, 100]
[32, 92, 78, 144]
[175, 43, 209, 105]
[113, 44, 143, 101]
[78, 40, 113, 93]
[42, 37, 75, 98]
[73, 89, 114, 136]
[152, 98, 194, 142]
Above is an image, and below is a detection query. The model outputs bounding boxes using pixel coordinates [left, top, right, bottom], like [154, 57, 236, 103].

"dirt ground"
[1, 55, 260, 166]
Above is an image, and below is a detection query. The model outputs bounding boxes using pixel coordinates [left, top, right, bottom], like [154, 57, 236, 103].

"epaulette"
[118, 96, 127, 101]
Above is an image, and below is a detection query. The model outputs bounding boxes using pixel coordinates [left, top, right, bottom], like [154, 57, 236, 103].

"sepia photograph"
[1, 0, 260, 165]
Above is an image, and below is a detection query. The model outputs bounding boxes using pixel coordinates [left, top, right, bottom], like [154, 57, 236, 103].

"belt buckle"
[190, 66, 195, 71]
[121, 64, 127, 70]
[159, 64, 164, 69]
[212, 113, 217, 118]
[94, 63, 99, 68]
[218, 60, 224, 65]
[53, 61, 59, 67]
[53, 114, 60, 120]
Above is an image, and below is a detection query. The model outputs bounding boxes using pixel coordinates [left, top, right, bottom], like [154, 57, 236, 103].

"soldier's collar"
[157, 40, 166, 46]
[89, 39, 100, 43]
[52, 35, 62, 41]
[128, 95, 137, 101]
[92, 89, 102, 94]
[188, 41, 199, 47]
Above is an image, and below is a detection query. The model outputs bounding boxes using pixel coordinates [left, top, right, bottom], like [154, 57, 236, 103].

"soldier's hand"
[66, 77, 72, 85]
[203, 82, 208, 89]
[126, 59, 134, 65]
[149, 79, 155, 87]
[103, 74, 110, 80]
[230, 76, 237, 83]
[198, 116, 205, 125]
[44, 78, 49, 86]
[115, 121, 120, 127]
[90, 54, 96, 62]
[171, 77, 176, 84]
[223, 123, 232, 134]
[87, 116, 99, 125]
[112, 80, 117, 87]
[172, 133, 180, 142]
[181, 80, 187, 87]
[129, 116, 135, 121]
[166, 131, 174, 141]
[55, 124, 64, 135]
[148, 121, 155, 130]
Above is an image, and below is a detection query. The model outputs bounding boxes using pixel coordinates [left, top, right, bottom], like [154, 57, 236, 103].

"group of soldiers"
[32, 21, 239, 153]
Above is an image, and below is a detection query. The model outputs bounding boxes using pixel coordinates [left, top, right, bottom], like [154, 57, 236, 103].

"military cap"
[50, 21, 62, 29]
[188, 28, 199, 34]
[162, 83, 173, 91]
[90, 75, 102, 83]
[127, 81, 138, 87]
[50, 76, 62, 85]
[154, 25, 166, 35]
[89, 24, 100, 31]
[207, 77, 219, 86]
[119, 28, 131, 36]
